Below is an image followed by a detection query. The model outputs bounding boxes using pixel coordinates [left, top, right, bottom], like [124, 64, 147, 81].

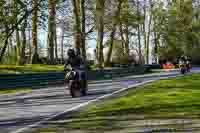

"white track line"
[11, 75, 178, 133]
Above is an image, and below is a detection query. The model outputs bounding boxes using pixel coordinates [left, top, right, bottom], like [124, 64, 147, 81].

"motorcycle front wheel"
[69, 81, 81, 98]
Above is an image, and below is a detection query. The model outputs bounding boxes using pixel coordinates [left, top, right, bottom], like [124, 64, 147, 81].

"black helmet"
[180, 55, 186, 61]
[67, 49, 75, 57]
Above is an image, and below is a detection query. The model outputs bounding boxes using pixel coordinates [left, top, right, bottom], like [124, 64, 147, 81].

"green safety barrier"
[0, 66, 148, 89]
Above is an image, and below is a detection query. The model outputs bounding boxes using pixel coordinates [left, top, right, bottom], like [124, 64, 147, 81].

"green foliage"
[158, 45, 183, 61]
[105, 40, 129, 65]
[151, 2, 168, 35]
[189, 48, 200, 64]
[2, 48, 17, 65]
[119, 0, 139, 28]
[153, 0, 200, 61]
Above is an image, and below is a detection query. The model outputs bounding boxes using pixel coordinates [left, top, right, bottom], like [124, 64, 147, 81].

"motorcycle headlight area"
[67, 71, 79, 79]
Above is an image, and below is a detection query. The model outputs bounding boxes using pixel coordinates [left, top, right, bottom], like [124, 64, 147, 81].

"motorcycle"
[65, 67, 87, 98]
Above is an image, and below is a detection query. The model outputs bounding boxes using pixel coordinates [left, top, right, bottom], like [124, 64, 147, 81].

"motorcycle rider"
[64, 48, 87, 91]
[179, 55, 187, 73]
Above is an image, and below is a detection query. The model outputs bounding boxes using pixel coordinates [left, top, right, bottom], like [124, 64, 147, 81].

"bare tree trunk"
[16, 29, 21, 65]
[119, 22, 125, 54]
[146, 0, 153, 64]
[80, 0, 86, 60]
[96, 0, 105, 68]
[153, 31, 160, 64]
[137, 25, 142, 64]
[19, 17, 27, 65]
[154, 32, 158, 63]
[144, 34, 148, 64]
[60, 23, 64, 63]
[54, 24, 58, 62]
[7, 38, 12, 56]
[118, 0, 127, 55]
[105, 0, 122, 66]
[0, 26, 9, 63]
[105, 25, 116, 66]
[124, 0, 130, 57]
[0, 6, 10, 63]
[143, 0, 148, 64]
[124, 24, 129, 56]
[147, 22, 152, 64]
[136, 0, 142, 64]
[28, 24, 32, 63]
[47, 0, 56, 64]
[142, 0, 152, 64]
[72, 0, 82, 55]
[31, 0, 40, 64]
[14, 0, 21, 65]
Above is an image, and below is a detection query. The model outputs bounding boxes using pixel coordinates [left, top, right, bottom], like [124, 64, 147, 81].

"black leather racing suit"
[64, 56, 87, 89]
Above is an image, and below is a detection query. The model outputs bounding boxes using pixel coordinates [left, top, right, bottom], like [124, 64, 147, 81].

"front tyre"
[69, 81, 76, 98]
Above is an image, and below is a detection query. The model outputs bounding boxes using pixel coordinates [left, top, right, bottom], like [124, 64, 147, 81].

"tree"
[105, 0, 122, 66]
[141, 0, 153, 64]
[19, 7, 28, 65]
[161, 0, 193, 60]
[95, 0, 105, 68]
[105, 40, 129, 65]
[54, 21, 58, 61]
[151, 1, 167, 63]
[31, 0, 40, 64]
[60, 23, 65, 63]
[47, 0, 56, 64]
[80, 0, 86, 60]
[136, 0, 143, 64]
[0, 0, 29, 63]
[121, 0, 130, 56]
[14, 0, 21, 65]
[71, 0, 82, 55]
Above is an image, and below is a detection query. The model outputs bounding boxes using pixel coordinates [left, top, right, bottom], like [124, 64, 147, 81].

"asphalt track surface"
[0, 68, 199, 133]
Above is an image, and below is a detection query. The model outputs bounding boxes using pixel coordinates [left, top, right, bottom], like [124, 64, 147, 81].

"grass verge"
[32, 74, 200, 133]
[0, 64, 64, 74]
[0, 88, 32, 94]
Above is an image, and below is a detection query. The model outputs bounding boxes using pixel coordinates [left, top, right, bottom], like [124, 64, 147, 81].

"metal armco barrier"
[0, 66, 148, 89]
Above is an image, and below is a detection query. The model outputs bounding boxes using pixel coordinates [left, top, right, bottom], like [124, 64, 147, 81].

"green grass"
[0, 88, 32, 94]
[83, 74, 200, 118]
[32, 74, 200, 133]
[0, 64, 64, 74]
